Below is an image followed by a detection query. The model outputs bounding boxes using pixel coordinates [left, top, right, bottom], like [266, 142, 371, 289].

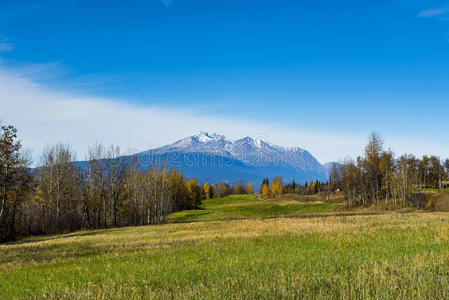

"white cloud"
[418, 7, 449, 18]
[0, 65, 448, 165]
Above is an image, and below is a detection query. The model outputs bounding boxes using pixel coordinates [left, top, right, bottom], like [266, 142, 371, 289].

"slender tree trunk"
[113, 191, 118, 227]
[0, 185, 7, 223]
[9, 192, 18, 233]
[0, 169, 9, 223]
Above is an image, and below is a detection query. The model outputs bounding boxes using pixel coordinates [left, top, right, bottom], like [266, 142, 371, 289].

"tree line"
[330, 133, 449, 207]
[258, 133, 449, 208]
[260, 177, 329, 198]
[0, 123, 258, 242]
[0, 125, 214, 241]
[212, 181, 253, 198]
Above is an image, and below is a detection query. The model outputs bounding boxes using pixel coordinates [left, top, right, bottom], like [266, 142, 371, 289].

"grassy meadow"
[2, 194, 449, 298]
[168, 194, 344, 222]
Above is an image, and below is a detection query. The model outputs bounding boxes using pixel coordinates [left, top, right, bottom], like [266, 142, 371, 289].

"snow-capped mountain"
[135, 132, 328, 185]
[154, 132, 232, 157]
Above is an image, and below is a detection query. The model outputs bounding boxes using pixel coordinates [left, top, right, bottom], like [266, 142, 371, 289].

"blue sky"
[1, 0, 449, 162]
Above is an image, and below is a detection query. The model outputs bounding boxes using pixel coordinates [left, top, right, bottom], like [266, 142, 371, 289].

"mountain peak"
[234, 136, 255, 144]
[193, 132, 225, 143]
[254, 136, 267, 148]
[141, 132, 328, 184]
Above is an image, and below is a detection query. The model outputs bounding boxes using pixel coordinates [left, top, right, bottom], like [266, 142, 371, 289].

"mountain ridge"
[134, 132, 329, 184]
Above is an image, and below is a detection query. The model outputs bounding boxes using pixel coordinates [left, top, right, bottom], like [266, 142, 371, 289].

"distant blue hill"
[323, 162, 342, 173]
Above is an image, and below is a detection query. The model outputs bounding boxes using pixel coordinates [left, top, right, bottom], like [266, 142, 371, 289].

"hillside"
[168, 194, 344, 222]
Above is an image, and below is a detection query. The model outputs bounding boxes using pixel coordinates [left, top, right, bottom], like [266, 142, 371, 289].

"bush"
[408, 193, 427, 208]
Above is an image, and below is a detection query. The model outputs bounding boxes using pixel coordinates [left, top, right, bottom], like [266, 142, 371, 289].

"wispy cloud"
[418, 7, 449, 18]
[0, 64, 368, 164]
[0, 35, 14, 53]
[1, 64, 448, 164]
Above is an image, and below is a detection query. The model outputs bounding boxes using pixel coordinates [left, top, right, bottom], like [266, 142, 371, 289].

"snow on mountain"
[154, 132, 232, 157]
[137, 132, 328, 184]
[230, 137, 325, 174]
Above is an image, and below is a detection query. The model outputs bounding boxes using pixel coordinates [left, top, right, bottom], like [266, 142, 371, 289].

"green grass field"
[2, 195, 449, 299]
[168, 194, 344, 222]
